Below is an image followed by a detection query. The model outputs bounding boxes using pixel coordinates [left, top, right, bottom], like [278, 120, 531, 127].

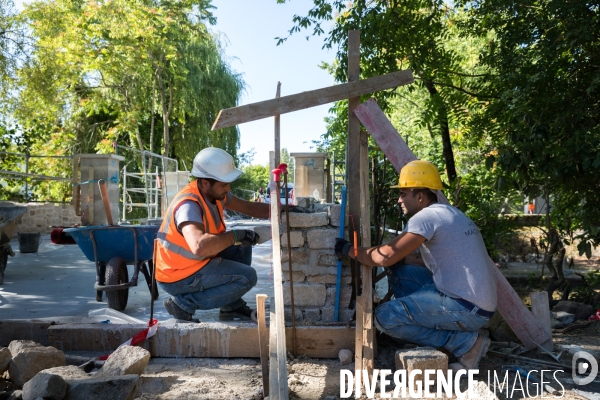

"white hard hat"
[191, 147, 242, 183]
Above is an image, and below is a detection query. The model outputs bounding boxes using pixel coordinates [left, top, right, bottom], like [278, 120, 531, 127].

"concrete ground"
[0, 220, 274, 324]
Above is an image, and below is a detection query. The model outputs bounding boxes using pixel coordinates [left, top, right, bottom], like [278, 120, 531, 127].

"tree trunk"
[423, 79, 457, 182]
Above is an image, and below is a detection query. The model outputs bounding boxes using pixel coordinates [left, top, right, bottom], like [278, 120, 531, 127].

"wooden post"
[274, 82, 281, 167]
[256, 294, 269, 397]
[353, 98, 552, 350]
[360, 130, 374, 372]
[530, 291, 553, 352]
[347, 29, 367, 381]
[269, 181, 289, 399]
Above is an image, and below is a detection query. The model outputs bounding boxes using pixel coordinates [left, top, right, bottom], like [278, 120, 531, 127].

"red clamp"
[272, 168, 282, 182]
[277, 163, 288, 174]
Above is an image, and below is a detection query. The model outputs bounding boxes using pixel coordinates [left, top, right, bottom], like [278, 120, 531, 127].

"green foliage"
[280, 148, 295, 182]
[569, 270, 600, 308]
[6, 0, 243, 202]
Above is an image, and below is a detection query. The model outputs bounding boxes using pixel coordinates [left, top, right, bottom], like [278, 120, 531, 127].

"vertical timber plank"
[360, 130, 374, 373]
[347, 28, 364, 383]
[257, 294, 269, 397]
[269, 296, 279, 396]
[353, 98, 552, 350]
[269, 184, 289, 399]
[274, 82, 281, 167]
[530, 291, 553, 351]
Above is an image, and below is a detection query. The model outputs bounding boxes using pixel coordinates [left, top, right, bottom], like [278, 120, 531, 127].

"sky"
[13, 0, 336, 166]
[210, 0, 336, 165]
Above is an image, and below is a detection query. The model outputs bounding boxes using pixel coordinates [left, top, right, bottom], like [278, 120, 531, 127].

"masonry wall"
[3, 202, 80, 235]
[280, 199, 354, 324]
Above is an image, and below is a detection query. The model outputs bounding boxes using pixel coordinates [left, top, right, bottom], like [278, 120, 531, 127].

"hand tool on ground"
[97, 179, 113, 225]
[334, 186, 347, 321]
[256, 294, 269, 397]
[278, 163, 297, 357]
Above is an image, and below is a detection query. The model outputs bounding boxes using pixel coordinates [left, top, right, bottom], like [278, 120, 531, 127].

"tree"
[280, 147, 294, 182]
[458, 0, 600, 265]
[12, 0, 243, 201]
[277, 0, 494, 184]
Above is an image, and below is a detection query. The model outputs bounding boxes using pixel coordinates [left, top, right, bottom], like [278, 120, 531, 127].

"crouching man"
[334, 160, 497, 370]
[154, 147, 270, 322]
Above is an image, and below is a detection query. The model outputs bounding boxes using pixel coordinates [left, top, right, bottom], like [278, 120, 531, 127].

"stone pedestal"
[290, 152, 329, 200]
[76, 154, 124, 225]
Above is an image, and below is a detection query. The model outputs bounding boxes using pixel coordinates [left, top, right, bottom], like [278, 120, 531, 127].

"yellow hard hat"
[391, 160, 443, 190]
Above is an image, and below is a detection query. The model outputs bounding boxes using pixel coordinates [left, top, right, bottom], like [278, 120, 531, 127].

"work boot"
[457, 334, 491, 370]
[219, 304, 257, 322]
[164, 298, 199, 323]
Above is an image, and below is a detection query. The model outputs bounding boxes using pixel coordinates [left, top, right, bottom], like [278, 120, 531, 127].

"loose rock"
[552, 301, 594, 321]
[96, 346, 150, 377]
[8, 345, 66, 387]
[0, 348, 12, 374]
[22, 372, 67, 400]
[338, 349, 353, 365]
[64, 374, 139, 400]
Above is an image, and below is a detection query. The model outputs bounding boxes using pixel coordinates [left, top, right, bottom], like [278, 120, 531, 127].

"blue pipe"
[334, 186, 347, 321]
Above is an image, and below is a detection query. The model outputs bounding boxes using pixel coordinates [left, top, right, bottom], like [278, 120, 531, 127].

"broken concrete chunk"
[8, 390, 23, 400]
[551, 311, 576, 328]
[8, 341, 40, 356]
[0, 347, 12, 374]
[552, 300, 594, 321]
[395, 347, 448, 392]
[22, 372, 67, 400]
[338, 349, 353, 365]
[96, 346, 150, 377]
[64, 374, 139, 400]
[8, 345, 66, 387]
[39, 366, 89, 382]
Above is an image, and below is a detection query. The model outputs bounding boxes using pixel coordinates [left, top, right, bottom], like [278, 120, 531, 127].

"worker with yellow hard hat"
[334, 159, 497, 372]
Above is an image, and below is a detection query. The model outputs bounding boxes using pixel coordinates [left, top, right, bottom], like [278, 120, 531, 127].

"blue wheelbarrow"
[65, 225, 160, 311]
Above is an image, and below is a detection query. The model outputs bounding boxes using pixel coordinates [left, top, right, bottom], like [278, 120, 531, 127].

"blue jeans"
[374, 264, 491, 357]
[159, 245, 257, 314]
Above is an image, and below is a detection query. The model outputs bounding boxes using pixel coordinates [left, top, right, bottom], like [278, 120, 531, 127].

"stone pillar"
[290, 152, 329, 200]
[76, 154, 124, 225]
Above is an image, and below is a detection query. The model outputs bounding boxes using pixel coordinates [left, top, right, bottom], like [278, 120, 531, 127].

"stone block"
[294, 263, 338, 277]
[96, 346, 150, 377]
[252, 225, 271, 244]
[22, 372, 67, 400]
[307, 228, 338, 249]
[282, 271, 306, 284]
[64, 374, 139, 400]
[281, 231, 305, 248]
[40, 366, 89, 381]
[295, 197, 312, 208]
[321, 307, 354, 322]
[284, 308, 303, 324]
[287, 212, 328, 228]
[8, 341, 39, 356]
[281, 248, 308, 265]
[329, 204, 348, 228]
[552, 300, 594, 320]
[327, 285, 353, 307]
[309, 249, 340, 267]
[303, 309, 322, 323]
[395, 347, 448, 392]
[306, 274, 352, 285]
[0, 347, 11, 374]
[8, 345, 66, 387]
[283, 283, 326, 307]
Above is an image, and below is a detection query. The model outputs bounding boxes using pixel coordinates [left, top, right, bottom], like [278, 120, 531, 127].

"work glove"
[335, 238, 352, 258]
[232, 230, 260, 246]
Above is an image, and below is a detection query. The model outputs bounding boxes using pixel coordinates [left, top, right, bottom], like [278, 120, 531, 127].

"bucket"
[18, 232, 42, 253]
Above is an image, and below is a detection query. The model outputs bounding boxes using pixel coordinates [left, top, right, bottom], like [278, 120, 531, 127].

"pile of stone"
[1, 340, 150, 400]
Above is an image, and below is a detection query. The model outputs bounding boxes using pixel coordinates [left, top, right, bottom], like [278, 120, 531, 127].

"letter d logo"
[572, 351, 598, 385]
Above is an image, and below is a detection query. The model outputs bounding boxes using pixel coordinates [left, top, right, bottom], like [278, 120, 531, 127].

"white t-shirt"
[405, 203, 497, 312]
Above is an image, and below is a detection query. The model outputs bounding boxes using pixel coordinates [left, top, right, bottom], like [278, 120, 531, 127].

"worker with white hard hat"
[334, 160, 497, 372]
[154, 147, 271, 322]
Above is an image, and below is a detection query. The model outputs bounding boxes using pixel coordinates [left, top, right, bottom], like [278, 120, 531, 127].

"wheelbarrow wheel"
[105, 257, 129, 311]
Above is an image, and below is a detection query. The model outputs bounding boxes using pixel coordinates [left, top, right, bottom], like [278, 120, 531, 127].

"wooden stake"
[274, 82, 281, 167]
[256, 294, 269, 397]
[530, 291, 553, 352]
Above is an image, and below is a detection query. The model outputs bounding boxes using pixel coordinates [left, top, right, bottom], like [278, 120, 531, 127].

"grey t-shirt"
[405, 203, 497, 312]
[175, 192, 233, 233]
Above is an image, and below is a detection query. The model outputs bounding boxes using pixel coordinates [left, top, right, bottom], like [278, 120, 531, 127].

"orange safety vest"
[154, 181, 226, 283]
